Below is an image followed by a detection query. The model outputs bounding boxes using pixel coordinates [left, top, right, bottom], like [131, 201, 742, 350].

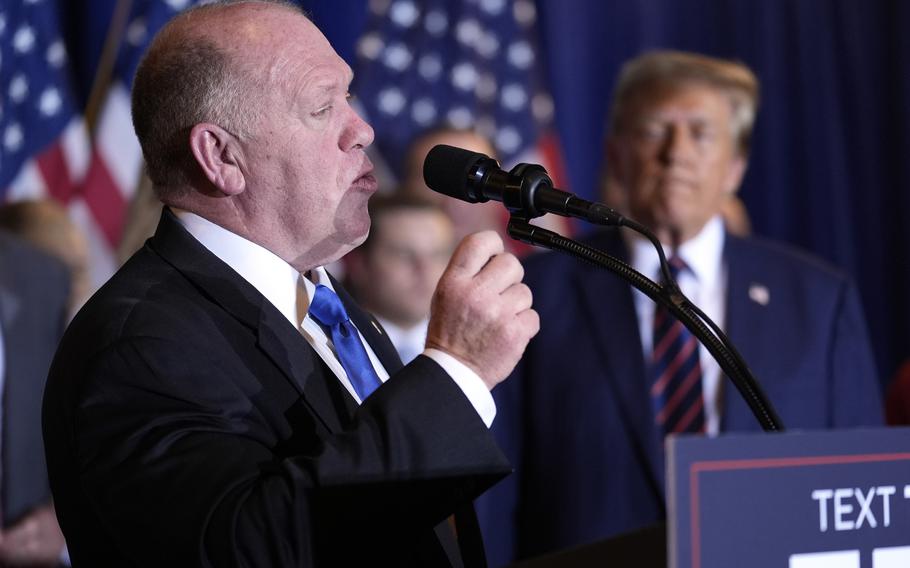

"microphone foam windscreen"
[422, 144, 488, 202]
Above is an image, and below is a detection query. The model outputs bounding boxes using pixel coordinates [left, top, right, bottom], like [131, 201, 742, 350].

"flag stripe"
[36, 142, 76, 203]
[82, 155, 128, 248]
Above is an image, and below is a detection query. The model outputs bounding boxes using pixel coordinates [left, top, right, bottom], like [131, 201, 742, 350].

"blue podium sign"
[667, 428, 910, 568]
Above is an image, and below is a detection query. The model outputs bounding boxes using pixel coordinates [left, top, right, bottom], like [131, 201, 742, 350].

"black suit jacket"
[0, 232, 69, 527]
[43, 210, 510, 567]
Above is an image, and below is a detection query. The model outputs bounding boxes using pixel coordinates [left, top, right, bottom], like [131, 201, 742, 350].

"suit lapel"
[332, 274, 405, 375]
[148, 209, 344, 434]
[721, 235, 771, 432]
[255, 306, 349, 433]
[575, 232, 665, 497]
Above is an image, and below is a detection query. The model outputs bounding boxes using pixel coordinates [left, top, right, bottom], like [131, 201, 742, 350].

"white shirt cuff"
[423, 348, 496, 428]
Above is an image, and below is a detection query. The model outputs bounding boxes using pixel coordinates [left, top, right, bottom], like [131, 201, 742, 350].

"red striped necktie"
[650, 256, 705, 437]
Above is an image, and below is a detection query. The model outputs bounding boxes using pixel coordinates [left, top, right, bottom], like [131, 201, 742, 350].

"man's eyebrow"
[312, 73, 352, 96]
[311, 80, 340, 94]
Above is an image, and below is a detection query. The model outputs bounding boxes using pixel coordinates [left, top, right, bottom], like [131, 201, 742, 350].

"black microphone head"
[423, 144, 493, 203]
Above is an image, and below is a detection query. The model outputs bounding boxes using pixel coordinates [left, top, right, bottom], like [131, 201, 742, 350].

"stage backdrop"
[32, 0, 910, 390]
[307, 0, 910, 391]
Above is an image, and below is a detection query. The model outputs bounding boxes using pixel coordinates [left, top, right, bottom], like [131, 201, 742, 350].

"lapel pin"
[748, 283, 770, 306]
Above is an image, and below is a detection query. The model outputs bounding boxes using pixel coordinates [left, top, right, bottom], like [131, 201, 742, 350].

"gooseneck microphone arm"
[424, 144, 785, 433]
[507, 217, 784, 433]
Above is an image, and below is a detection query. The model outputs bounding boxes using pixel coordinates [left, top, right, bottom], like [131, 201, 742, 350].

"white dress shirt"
[375, 317, 429, 365]
[174, 210, 495, 426]
[627, 215, 727, 436]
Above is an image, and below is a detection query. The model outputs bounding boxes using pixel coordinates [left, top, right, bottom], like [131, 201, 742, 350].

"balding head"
[134, 0, 374, 270]
[131, 0, 304, 200]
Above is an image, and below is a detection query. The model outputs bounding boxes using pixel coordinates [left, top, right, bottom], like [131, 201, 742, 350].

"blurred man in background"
[401, 127, 507, 244]
[0, 200, 91, 316]
[346, 194, 455, 364]
[0, 231, 69, 567]
[479, 50, 883, 565]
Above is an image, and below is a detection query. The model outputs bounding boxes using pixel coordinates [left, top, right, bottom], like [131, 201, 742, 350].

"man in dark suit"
[0, 232, 69, 566]
[42, 2, 538, 566]
[478, 50, 883, 565]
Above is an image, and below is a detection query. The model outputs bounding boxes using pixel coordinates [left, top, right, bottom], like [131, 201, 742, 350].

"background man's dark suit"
[0, 232, 69, 529]
[43, 211, 510, 567]
[477, 229, 883, 565]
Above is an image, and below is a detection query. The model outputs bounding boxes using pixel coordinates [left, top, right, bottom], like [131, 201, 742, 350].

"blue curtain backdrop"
[65, 0, 910, 390]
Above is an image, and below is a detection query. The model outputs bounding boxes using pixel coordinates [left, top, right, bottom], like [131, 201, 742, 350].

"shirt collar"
[375, 316, 429, 342]
[173, 209, 335, 327]
[627, 215, 726, 283]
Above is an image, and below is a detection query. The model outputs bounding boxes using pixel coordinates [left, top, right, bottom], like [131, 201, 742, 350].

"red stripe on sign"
[689, 452, 910, 568]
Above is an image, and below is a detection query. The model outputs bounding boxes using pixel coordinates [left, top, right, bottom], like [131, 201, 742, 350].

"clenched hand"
[426, 231, 539, 389]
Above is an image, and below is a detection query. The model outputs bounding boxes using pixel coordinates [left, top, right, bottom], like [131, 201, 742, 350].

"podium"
[508, 428, 910, 568]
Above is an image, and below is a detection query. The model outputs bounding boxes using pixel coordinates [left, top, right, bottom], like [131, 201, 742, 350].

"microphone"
[423, 148, 785, 433]
[422, 144, 623, 226]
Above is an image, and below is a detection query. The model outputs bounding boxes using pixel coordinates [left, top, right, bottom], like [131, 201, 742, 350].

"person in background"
[478, 49, 883, 566]
[401, 127, 507, 243]
[345, 194, 455, 364]
[720, 194, 752, 237]
[0, 199, 91, 316]
[0, 231, 70, 567]
[42, 1, 537, 566]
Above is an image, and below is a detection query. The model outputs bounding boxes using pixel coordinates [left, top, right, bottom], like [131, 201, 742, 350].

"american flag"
[352, 0, 567, 188]
[78, 0, 201, 286]
[1, 0, 91, 261]
[1, 0, 200, 292]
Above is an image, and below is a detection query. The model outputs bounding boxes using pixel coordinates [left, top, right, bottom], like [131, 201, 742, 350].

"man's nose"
[342, 104, 375, 151]
[659, 124, 695, 164]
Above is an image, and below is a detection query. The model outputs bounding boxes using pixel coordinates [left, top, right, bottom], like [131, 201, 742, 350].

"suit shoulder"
[0, 231, 70, 297]
[66, 247, 221, 350]
[730, 235, 853, 289]
[0, 230, 69, 278]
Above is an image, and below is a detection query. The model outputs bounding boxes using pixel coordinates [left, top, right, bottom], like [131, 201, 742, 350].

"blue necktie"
[650, 256, 705, 436]
[308, 284, 382, 401]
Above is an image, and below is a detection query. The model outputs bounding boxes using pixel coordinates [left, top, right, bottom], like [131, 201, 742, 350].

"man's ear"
[724, 154, 748, 195]
[188, 123, 246, 196]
